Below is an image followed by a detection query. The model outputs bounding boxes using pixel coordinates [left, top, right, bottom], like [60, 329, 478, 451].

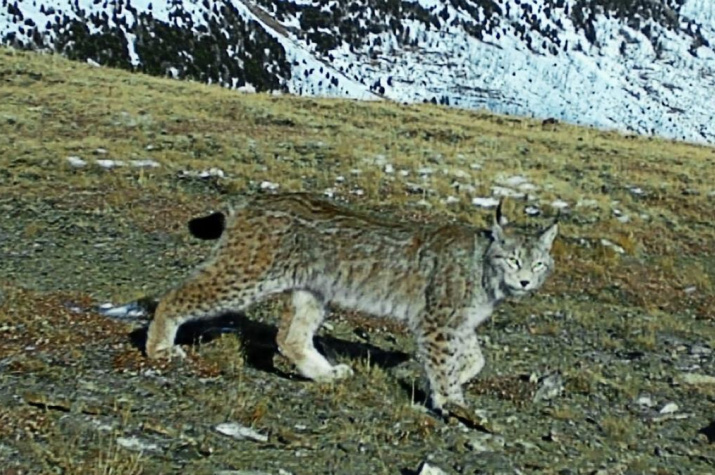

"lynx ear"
[188, 211, 226, 240]
[491, 199, 507, 243]
[538, 222, 559, 251]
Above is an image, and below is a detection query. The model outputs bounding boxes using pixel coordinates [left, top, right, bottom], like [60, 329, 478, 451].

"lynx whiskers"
[146, 193, 558, 415]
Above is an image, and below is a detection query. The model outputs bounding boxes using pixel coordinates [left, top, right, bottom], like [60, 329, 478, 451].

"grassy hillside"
[1, 47, 714, 474]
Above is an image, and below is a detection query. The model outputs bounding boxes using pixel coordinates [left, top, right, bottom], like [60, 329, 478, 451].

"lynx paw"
[146, 343, 187, 360]
[314, 364, 354, 382]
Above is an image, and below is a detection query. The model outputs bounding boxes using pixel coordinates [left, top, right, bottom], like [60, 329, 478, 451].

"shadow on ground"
[129, 311, 411, 379]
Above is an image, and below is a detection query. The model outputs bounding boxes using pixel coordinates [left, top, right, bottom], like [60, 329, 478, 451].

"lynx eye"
[506, 257, 521, 269]
[533, 261, 546, 272]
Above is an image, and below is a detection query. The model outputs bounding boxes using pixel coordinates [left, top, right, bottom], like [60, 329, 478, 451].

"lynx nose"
[519, 280, 530, 288]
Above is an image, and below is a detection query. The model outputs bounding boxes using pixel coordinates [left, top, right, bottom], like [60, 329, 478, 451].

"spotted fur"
[146, 193, 558, 412]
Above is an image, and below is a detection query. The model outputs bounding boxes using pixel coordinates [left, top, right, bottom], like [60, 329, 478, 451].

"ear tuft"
[538, 223, 558, 251]
[495, 198, 507, 226]
[188, 211, 226, 240]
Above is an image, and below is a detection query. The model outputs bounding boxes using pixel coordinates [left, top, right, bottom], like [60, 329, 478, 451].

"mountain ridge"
[2, 0, 713, 143]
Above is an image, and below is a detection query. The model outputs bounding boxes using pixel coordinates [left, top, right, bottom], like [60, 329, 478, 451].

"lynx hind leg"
[146, 266, 259, 360]
[458, 331, 485, 385]
[277, 290, 353, 381]
[417, 322, 466, 412]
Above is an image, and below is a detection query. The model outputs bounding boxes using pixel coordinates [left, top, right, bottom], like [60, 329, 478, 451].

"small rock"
[384, 163, 395, 174]
[443, 196, 459, 205]
[600, 239, 626, 254]
[416, 462, 448, 475]
[215, 423, 268, 443]
[472, 197, 500, 208]
[96, 159, 125, 169]
[179, 168, 225, 179]
[214, 471, 272, 475]
[576, 199, 599, 208]
[260, 181, 279, 191]
[130, 159, 161, 168]
[94, 147, 108, 155]
[417, 167, 434, 176]
[335, 175, 345, 182]
[524, 205, 540, 216]
[116, 436, 160, 453]
[659, 402, 679, 414]
[491, 185, 522, 198]
[636, 395, 656, 408]
[66, 156, 87, 167]
[550, 199, 569, 209]
[98, 302, 149, 320]
[533, 371, 564, 403]
[681, 373, 715, 385]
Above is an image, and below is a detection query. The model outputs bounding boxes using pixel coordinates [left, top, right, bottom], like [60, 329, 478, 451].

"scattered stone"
[576, 199, 599, 208]
[66, 156, 87, 167]
[525, 205, 540, 216]
[683, 286, 697, 294]
[94, 147, 108, 155]
[465, 431, 505, 453]
[399, 170, 410, 177]
[452, 169, 470, 179]
[214, 471, 272, 475]
[628, 186, 645, 196]
[130, 159, 161, 168]
[96, 159, 125, 169]
[550, 199, 569, 209]
[323, 188, 337, 198]
[116, 436, 160, 453]
[416, 199, 432, 208]
[416, 461, 448, 475]
[350, 168, 362, 175]
[215, 423, 268, 443]
[491, 185, 522, 198]
[659, 402, 679, 414]
[443, 196, 459, 205]
[98, 302, 149, 321]
[384, 163, 395, 174]
[179, 168, 225, 179]
[417, 167, 434, 176]
[335, 175, 345, 182]
[532, 371, 564, 403]
[500, 175, 528, 187]
[690, 345, 712, 356]
[680, 373, 715, 385]
[600, 239, 626, 254]
[260, 181, 280, 191]
[470, 163, 482, 170]
[472, 197, 500, 208]
[636, 395, 656, 408]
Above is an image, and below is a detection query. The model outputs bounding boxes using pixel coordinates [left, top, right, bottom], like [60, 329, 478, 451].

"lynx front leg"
[416, 324, 466, 412]
[458, 331, 485, 385]
[276, 290, 353, 382]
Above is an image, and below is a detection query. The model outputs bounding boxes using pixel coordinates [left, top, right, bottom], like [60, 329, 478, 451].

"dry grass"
[2, 47, 715, 473]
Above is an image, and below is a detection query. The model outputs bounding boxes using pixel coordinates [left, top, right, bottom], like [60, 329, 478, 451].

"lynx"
[146, 193, 558, 414]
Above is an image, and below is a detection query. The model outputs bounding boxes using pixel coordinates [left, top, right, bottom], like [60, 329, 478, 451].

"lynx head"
[485, 201, 558, 298]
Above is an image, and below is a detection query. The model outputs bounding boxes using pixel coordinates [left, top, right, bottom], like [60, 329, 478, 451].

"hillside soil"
[1, 48, 714, 474]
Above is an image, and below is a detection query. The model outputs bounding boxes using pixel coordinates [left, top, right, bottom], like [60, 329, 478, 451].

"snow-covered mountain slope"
[2, 1, 713, 143]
